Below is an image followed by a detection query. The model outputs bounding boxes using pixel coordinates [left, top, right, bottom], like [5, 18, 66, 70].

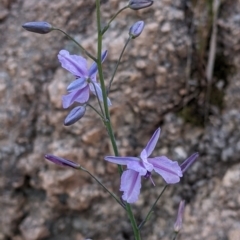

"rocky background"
[0, 0, 240, 239]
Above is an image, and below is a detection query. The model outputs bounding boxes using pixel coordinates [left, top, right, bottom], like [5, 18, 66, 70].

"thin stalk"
[95, 1, 140, 239]
[204, 0, 221, 125]
[172, 232, 178, 240]
[95, 0, 121, 171]
[89, 80, 105, 117]
[107, 37, 131, 94]
[126, 204, 142, 239]
[138, 185, 168, 229]
[86, 103, 105, 120]
[80, 167, 125, 209]
[101, 6, 129, 35]
[53, 28, 97, 62]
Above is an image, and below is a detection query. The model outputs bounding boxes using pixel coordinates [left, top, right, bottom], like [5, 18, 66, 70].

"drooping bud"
[129, 0, 153, 10]
[180, 152, 199, 174]
[129, 21, 145, 39]
[45, 154, 80, 169]
[64, 105, 86, 126]
[22, 21, 53, 34]
[174, 200, 185, 232]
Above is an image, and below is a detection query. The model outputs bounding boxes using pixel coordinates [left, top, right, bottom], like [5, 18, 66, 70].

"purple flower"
[174, 200, 185, 232]
[45, 154, 80, 169]
[104, 128, 183, 203]
[58, 50, 111, 109]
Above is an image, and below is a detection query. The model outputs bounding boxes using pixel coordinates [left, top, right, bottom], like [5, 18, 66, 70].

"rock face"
[0, 0, 240, 239]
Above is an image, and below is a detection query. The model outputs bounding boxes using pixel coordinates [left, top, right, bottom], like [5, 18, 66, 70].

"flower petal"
[140, 149, 154, 172]
[148, 156, 182, 184]
[62, 86, 89, 108]
[104, 156, 140, 165]
[120, 169, 141, 203]
[144, 128, 161, 157]
[67, 77, 87, 92]
[104, 156, 147, 175]
[89, 82, 112, 106]
[88, 50, 108, 77]
[58, 50, 88, 77]
[127, 159, 148, 176]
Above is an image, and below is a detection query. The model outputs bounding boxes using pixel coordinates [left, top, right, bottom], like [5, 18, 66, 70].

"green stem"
[80, 166, 125, 209]
[138, 185, 168, 229]
[172, 232, 178, 240]
[126, 204, 142, 239]
[86, 103, 105, 120]
[101, 6, 129, 35]
[89, 80, 105, 117]
[53, 28, 97, 62]
[95, 1, 123, 175]
[95, 1, 140, 239]
[107, 37, 131, 94]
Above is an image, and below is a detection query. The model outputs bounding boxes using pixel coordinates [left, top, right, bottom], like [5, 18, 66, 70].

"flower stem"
[95, 0, 121, 171]
[138, 184, 169, 229]
[107, 36, 131, 94]
[86, 103, 105, 120]
[80, 166, 125, 209]
[95, 1, 141, 239]
[53, 28, 97, 62]
[101, 6, 129, 35]
[89, 80, 105, 117]
[172, 232, 179, 240]
[125, 204, 142, 240]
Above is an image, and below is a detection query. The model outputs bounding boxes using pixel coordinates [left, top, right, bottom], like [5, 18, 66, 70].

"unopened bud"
[174, 200, 185, 232]
[45, 154, 80, 169]
[64, 105, 86, 126]
[180, 153, 199, 174]
[22, 21, 53, 34]
[129, 21, 145, 39]
[129, 0, 153, 10]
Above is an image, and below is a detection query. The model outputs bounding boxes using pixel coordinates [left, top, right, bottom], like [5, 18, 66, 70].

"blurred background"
[0, 0, 240, 239]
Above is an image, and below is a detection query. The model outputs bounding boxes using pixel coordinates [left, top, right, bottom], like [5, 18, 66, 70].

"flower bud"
[174, 200, 185, 232]
[129, 21, 145, 39]
[45, 154, 80, 169]
[180, 152, 199, 174]
[22, 21, 53, 34]
[129, 0, 153, 10]
[64, 105, 86, 126]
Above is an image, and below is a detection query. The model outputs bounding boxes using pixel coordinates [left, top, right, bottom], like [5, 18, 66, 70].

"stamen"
[149, 176, 155, 186]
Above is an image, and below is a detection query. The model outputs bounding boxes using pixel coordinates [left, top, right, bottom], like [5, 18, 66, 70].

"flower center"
[144, 171, 155, 186]
[144, 171, 151, 179]
[86, 77, 91, 84]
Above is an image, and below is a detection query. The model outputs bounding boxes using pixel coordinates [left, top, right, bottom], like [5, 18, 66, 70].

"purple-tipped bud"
[174, 200, 185, 232]
[129, 21, 145, 39]
[22, 21, 53, 34]
[129, 0, 153, 10]
[180, 152, 199, 174]
[45, 154, 80, 169]
[64, 105, 86, 126]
